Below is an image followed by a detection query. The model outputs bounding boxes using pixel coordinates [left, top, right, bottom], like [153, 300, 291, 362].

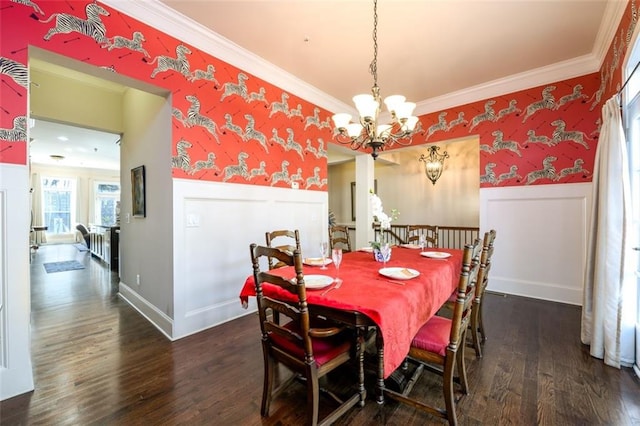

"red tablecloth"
[239, 247, 462, 378]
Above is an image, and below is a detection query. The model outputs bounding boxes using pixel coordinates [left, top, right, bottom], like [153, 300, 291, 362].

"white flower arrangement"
[370, 190, 399, 230]
[370, 190, 399, 250]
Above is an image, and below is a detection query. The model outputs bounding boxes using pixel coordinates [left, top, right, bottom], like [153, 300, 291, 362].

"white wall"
[0, 164, 34, 400]
[170, 180, 327, 338]
[480, 182, 592, 305]
[30, 68, 124, 135]
[329, 137, 480, 227]
[118, 88, 174, 332]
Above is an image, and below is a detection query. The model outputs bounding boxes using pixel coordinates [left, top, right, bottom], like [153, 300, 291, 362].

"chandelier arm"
[385, 132, 415, 146]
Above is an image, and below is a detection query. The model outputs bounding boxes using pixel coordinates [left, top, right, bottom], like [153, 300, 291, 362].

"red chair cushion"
[411, 316, 452, 356]
[447, 290, 456, 303]
[270, 323, 351, 367]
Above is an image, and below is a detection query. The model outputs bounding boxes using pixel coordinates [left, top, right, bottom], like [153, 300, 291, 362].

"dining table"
[239, 244, 463, 403]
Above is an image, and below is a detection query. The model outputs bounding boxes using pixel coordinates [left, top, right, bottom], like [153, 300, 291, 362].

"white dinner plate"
[304, 275, 334, 289]
[303, 257, 333, 266]
[420, 251, 452, 259]
[399, 244, 421, 249]
[379, 267, 420, 280]
[358, 247, 373, 253]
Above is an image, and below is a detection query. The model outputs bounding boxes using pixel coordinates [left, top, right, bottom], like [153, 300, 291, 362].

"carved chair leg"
[455, 341, 469, 395]
[307, 368, 320, 426]
[357, 328, 367, 406]
[443, 354, 458, 426]
[478, 301, 487, 343]
[471, 302, 483, 358]
[261, 351, 274, 416]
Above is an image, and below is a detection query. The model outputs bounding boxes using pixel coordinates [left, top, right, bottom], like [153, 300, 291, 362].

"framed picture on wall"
[131, 165, 146, 218]
[351, 180, 377, 221]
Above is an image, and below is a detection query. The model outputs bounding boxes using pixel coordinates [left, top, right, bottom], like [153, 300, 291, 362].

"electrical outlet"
[136, 274, 140, 285]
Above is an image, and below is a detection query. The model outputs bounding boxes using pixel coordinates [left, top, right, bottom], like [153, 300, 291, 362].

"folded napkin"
[400, 268, 415, 278]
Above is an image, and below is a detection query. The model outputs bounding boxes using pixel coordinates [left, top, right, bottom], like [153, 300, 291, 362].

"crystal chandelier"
[331, 0, 419, 160]
[419, 146, 449, 185]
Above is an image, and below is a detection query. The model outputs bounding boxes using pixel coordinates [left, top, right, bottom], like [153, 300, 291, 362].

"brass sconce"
[419, 146, 449, 185]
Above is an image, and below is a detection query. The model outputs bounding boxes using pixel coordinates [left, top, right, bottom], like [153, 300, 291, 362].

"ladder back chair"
[469, 229, 496, 357]
[384, 239, 482, 426]
[441, 229, 496, 357]
[329, 225, 352, 252]
[265, 229, 300, 269]
[406, 225, 439, 248]
[249, 244, 366, 426]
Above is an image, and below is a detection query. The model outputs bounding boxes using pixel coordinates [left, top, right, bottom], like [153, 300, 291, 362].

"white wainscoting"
[0, 164, 34, 400]
[480, 182, 592, 305]
[171, 179, 328, 339]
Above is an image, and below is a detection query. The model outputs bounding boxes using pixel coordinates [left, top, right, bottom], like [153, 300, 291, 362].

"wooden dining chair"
[440, 229, 496, 358]
[329, 225, 352, 252]
[469, 229, 496, 357]
[384, 239, 482, 426]
[406, 225, 439, 248]
[265, 229, 300, 269]
[249, 244, 366, 426]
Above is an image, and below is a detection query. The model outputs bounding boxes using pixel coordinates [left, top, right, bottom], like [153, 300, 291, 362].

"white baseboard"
[489, 276, 582, 306]
[118, 282, 174, 340]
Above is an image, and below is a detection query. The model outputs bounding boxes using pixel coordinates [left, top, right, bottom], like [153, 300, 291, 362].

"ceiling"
[29, 119, 121, 171]
[29, 0, 619, 169]
[158, 0, 612, 107]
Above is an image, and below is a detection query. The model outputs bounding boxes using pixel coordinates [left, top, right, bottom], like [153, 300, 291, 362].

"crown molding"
[591, 0, 629, 70]
[101, 0, 627, 117]
[414, 53, 600, 116]
[100, 0, 352, 114]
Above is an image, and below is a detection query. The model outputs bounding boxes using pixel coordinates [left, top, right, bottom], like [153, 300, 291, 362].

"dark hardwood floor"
[2, 243, 639, 425]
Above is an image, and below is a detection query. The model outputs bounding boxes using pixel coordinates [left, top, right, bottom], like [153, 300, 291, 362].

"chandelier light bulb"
[383, 95, 405, 113]
[346, 123, 364, 137]
[332, 113, 352, 129]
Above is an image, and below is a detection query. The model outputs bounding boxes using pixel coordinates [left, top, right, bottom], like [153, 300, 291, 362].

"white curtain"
[581, 95, 638, 368]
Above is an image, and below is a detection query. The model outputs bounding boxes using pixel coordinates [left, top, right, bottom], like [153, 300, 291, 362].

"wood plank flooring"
[2, 243, 639, 425]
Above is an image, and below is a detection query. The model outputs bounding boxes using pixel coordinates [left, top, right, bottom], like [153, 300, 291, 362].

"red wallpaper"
[0, 0, 330, 190]
[0, 0, 637, 189]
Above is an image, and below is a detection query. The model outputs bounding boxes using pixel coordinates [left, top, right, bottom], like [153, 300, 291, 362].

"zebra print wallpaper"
[0, 0, 637, 188]
[0, 0, 331, 190]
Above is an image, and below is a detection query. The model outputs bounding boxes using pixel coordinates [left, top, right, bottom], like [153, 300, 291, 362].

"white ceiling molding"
[101, 0, 354, 115]
[102, 0, 626, 118]
[414, 53, 600, 116]
[591, 0, 629, 70]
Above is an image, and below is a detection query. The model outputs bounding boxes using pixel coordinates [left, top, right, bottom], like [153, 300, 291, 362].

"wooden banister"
[338, 223, 479, 250]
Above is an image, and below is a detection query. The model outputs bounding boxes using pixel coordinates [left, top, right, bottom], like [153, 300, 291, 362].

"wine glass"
[419, 235, 426, 251]
[380, 243, 391, 269]
[319, 241, 329, 270]
[331, 248, 343, 285]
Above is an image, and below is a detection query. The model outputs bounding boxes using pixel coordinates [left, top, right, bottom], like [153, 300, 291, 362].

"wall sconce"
[419, 146, 449, 185]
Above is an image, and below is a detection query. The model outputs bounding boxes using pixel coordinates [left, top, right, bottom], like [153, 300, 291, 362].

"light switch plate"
[186, 213, 200, 227]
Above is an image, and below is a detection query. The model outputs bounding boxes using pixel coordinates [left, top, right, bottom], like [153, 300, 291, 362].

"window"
[95, 181, 120, 226]
[622, 37, 640, 372]
[41, 176, 76, 235]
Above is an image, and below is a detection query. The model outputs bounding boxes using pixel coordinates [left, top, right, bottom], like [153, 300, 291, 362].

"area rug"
[43, 260, 86, 273]
[73, 243, 89, 252]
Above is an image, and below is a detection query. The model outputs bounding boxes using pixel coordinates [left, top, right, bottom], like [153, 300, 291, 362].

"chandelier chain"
[331, 0, 418, 159]
[369, 0, 378, 88]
